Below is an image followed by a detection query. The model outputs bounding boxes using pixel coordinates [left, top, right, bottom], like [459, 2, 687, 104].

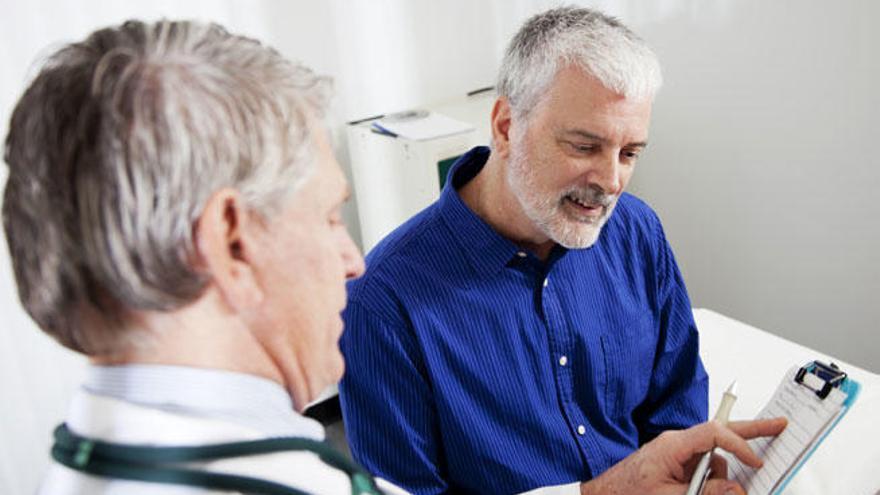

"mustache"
[562, 186, 614, 208]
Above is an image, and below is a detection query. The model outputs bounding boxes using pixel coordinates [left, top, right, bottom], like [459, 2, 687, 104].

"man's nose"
[590, 153, 623, 195]
[343, 231, 366, 280]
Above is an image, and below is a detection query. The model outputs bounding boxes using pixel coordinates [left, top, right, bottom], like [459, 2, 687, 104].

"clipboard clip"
[795, 360, 847, 399]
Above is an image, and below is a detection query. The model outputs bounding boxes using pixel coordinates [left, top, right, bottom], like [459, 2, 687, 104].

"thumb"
[701, 478, 745, 495]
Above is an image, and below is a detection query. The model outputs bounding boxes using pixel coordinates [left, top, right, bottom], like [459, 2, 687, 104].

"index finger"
[715, 418, 787, 468]
[727, 417, 788, 440]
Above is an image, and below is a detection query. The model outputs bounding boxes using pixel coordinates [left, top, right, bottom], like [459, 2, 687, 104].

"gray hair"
[2, 20, 331, 355]
[497, 6, 662, 119]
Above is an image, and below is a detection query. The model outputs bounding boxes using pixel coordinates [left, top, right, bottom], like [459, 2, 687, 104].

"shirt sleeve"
[517, 482, 582, 495]
[339, 299, 449, 495]
[634, 219, 709, 443]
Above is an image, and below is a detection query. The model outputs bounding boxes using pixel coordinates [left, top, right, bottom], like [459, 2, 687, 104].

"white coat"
[38, 390, 405, 495]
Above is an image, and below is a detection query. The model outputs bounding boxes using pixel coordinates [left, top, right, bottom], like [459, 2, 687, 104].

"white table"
[696, 309, 880, 495]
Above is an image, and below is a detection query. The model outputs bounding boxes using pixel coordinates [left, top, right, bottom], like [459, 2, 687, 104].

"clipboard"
[726, 360, 861, 495]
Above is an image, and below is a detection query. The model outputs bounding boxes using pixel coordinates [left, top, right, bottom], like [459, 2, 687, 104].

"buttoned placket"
[535, 258, 597, 476]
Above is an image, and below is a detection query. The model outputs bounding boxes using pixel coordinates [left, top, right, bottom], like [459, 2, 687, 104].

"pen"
[685, 380, 738, 495]
[368, 120, 399, 138]
[347, 114, 385, 126]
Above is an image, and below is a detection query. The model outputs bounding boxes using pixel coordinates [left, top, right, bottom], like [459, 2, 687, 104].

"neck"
[90, 289, 309, 410]
[459, 151, 555, 260]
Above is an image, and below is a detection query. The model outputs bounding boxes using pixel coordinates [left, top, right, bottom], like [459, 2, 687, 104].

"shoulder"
[600, 193, 665, 249]
[67, 390, 265, 443]
[41, 454, 354, 495]
[363, 204, 443, 271]
[46, 392, 355, 495]
[348, 203, 449, 306]
[610, 193, 662, 230]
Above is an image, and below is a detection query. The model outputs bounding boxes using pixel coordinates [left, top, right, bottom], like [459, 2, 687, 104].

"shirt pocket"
[599, 312, 656, 420]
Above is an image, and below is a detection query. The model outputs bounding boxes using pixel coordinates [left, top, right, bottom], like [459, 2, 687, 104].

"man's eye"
[621, 149, 642, 161]
[569, 142, 596, 153]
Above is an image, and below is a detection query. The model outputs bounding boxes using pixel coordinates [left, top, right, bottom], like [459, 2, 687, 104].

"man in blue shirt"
[340, 6, 709, 495]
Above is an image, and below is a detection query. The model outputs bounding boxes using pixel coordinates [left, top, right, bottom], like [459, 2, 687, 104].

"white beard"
[506, 144, 617, 249]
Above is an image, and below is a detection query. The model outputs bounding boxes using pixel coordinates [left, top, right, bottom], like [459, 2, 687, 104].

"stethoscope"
[51, 423, 384, 495]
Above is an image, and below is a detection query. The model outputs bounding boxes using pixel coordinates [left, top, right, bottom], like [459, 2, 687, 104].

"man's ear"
[490, 96, 513, 159]
[193, 188, 264, 312]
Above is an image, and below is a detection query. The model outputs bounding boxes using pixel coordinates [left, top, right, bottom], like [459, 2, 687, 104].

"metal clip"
[795, 361, 847, 399]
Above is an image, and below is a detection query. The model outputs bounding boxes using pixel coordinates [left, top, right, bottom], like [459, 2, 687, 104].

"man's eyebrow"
[562, 129, 648, 148]
[563, 129, 607, 142]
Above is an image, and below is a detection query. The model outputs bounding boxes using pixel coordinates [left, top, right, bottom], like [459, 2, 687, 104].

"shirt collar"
[437, 146, 524, 276]
[83, 364, 325, 440]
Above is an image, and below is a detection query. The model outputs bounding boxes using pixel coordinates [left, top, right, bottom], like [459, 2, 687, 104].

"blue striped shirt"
[340, 146, 708, 495]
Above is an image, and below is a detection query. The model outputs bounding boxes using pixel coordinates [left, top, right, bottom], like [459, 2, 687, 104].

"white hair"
[3, 20, 331, 354]
[498, 6, 662, 119]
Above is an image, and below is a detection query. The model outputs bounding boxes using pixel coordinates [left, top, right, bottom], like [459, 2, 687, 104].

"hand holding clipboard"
[725, 361, 861, 495]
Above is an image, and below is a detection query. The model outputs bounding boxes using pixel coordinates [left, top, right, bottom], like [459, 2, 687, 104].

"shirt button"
[558, 355, 568, 366]
[577, 425, 586, 435]
[516, 251, 527, 258]
[543, 278, 549, 288]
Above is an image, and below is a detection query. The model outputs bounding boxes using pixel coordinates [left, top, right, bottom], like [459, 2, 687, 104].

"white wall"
[627, 0, 880, 373]
[1, 0, 877, 492]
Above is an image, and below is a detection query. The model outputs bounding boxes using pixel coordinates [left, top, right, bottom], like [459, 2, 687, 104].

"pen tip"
[726, 380, 738, 396]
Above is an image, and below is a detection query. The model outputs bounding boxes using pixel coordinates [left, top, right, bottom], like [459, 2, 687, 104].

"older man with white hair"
[3, 17, 782, 495]
[3, 19, 378, 494]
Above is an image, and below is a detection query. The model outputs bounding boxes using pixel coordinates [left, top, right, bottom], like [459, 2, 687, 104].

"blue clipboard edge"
[771, 376, 862, 495]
